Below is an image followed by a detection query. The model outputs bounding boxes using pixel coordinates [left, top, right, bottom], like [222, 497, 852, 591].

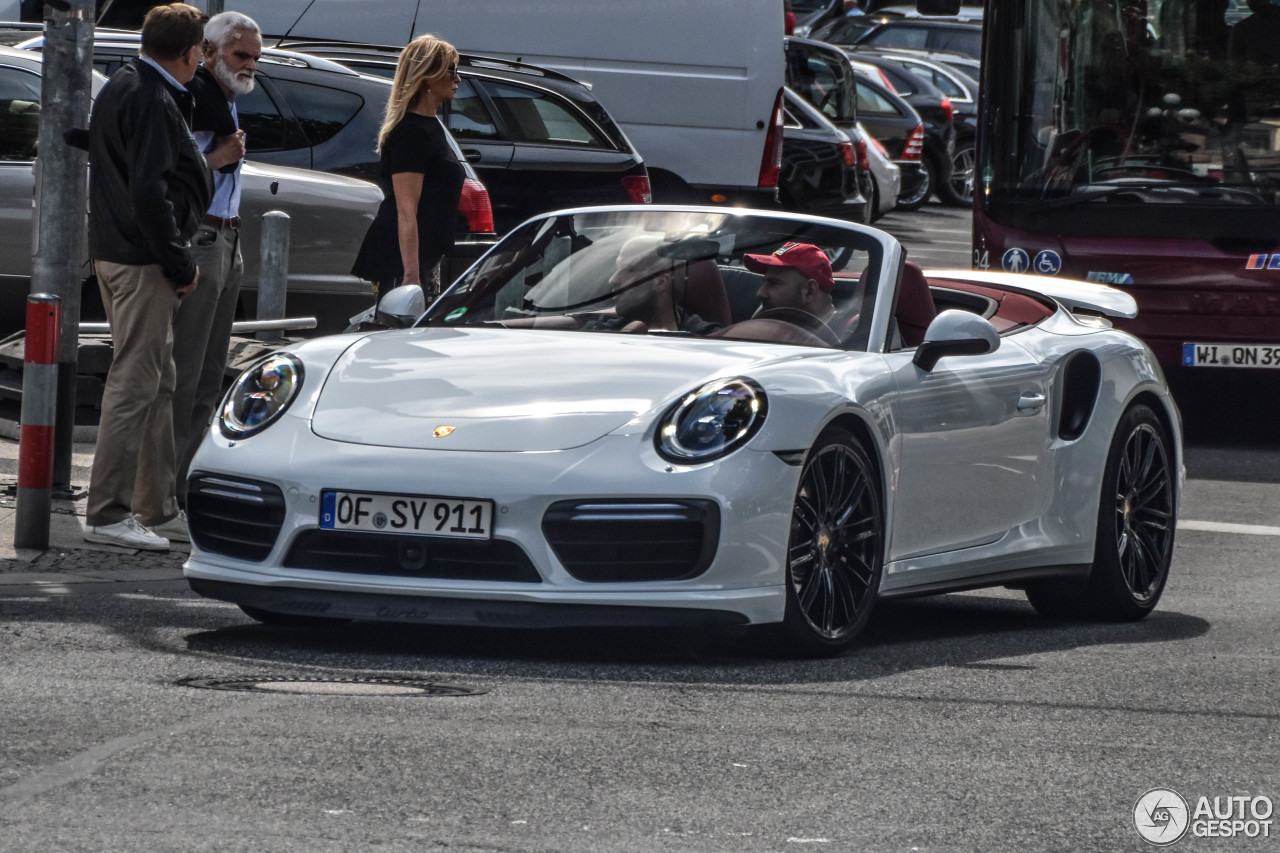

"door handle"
[461, 149, 482, 163]
[1017, 392, 1046, 414]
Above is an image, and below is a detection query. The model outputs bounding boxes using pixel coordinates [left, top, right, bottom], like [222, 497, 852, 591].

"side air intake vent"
[1058, 351, 1101, 441]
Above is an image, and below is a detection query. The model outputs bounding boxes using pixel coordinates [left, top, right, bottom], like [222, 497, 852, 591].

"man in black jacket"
[84, 3, 213, 551]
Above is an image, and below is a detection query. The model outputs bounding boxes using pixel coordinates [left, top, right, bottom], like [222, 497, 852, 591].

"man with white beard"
[168, 10, 261, 532]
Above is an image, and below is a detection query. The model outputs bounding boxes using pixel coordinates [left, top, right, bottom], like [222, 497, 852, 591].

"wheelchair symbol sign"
[1033, 250, 1062, 275]
[1001, 248, 1030, 273]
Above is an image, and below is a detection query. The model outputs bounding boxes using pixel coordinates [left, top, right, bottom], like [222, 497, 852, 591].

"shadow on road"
[180, 592, 1209, 686]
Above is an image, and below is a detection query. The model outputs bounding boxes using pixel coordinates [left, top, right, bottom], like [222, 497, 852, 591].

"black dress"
[351, 113, 464, 286]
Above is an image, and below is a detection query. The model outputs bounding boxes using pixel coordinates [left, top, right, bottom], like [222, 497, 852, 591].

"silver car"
[0, 45, 381, 334]
[857, 121, 902, 220]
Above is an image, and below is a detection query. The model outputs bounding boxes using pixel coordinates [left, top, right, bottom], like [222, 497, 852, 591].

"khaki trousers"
[173, 223, 242, 505]
[86, 261, 181, 527]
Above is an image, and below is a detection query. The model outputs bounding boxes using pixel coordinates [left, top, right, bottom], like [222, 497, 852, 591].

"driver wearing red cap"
[743, 241, 837, 323]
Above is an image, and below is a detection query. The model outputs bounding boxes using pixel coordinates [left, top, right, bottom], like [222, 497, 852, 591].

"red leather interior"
[684, 259, 733, 328]
[895, 261, 937, 347]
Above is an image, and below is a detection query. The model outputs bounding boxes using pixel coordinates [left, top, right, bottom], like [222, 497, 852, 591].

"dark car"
[871, 50, 979, 204]
[879, 45, 981, 80]
[848, 53, 955, 207]
[19, 32, 498, 281]
[270, 41, 652, 235]
[815, 15, 983, 59]
[849, 67, 929, 210]
[790, 0, 848, 37]
[779, 87, 871, 223]
[783, 36, 875, 222]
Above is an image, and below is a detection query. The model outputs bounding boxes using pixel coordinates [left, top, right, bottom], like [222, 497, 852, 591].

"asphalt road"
[0, 203, 1276, 851]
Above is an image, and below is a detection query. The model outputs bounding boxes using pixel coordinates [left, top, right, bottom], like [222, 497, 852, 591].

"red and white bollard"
[15, 293, 61, 550]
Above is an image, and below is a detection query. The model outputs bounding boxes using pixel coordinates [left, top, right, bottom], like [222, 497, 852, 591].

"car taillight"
[621, 174, 652, 204]
[758, 87, 784, 188]
[902, 124, 924, 161]
[940, 97, 954, 123]
[876, 69, 896, 92]
[839, 140, 856, 169]
[856, 138, 869, 172]
[459, 177, 494, 234]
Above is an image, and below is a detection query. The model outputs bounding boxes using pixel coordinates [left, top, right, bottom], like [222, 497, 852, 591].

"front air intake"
[187, 474, 287, 562]
[542, 499, 720, 582]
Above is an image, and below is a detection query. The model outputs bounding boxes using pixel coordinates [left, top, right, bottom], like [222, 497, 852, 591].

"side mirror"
[912, 309, 999, 371]
[374, 284, 426, 328]
[916, 0, 962, 14]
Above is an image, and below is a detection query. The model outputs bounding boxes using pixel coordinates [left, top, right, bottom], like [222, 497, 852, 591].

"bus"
[965, 0, 1280, 377]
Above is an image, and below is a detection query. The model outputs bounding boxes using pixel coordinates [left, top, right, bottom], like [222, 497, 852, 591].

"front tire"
[777, 426, 884, 656]
[1026, 403, 1176, 620]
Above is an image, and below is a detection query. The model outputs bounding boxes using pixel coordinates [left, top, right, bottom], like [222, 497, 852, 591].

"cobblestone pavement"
[0, 434, 187, 582]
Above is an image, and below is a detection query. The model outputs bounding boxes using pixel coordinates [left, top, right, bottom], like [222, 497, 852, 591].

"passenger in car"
[584, 235, 723, 334]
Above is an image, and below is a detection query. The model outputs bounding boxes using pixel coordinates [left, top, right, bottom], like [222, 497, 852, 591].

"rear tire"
[895, 155, 934, 211]
[775, 426, 884, 656]
[1026, 404, 1176, 620]
[939, 139, 975, 206]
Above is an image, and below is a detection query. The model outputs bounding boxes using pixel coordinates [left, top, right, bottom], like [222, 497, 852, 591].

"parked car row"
[785, 12, 984, 210]
[1, 11, 984, 334]
[4, 29, 657, 331]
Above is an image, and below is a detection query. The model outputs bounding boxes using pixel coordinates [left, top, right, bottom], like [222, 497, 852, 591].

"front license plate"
[1183, 343, 1280, 369]
[320, 490, 493, 539]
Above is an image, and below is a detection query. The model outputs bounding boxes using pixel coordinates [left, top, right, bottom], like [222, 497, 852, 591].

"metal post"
[15, 295, 61, 551]
[32, 0, 94, 492]
[257, 211, 290, 342]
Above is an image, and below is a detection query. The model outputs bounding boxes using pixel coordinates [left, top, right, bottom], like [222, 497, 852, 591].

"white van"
[197, 0, 786, 208]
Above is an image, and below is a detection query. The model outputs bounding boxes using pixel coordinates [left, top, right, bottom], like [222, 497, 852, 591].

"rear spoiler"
[924, 269, 1139, 320]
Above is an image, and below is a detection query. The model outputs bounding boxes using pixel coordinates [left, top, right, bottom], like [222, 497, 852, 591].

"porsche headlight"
[656, 378, 768, 463]
[219, 353, 304, 439]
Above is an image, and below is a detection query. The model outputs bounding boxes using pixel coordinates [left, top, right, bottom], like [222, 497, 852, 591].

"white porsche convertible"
[184, 206, 1181, 656]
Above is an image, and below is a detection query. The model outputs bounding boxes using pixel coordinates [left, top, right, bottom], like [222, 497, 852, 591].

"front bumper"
[183, 421, 797, 627]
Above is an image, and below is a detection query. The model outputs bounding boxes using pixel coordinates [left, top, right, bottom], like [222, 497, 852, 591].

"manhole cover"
[178, 676, 484, 697]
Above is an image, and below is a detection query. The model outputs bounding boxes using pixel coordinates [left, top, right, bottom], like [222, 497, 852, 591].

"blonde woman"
[352, 35, 463, 301]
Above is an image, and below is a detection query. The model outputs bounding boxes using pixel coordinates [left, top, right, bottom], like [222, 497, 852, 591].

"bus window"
[974, 0, 1280, 374]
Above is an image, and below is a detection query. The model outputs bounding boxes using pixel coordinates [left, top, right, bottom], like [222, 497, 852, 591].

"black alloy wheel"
[778, 426, 884, 656]
[1026, 403, 1176, 620]
[895, 154, 934, 211]
[939, 139, 975, 206]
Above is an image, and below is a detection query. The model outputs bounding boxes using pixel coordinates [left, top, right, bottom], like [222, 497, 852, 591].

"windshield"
[423, 209, 886, 351]
[984, 0, 1280, 212]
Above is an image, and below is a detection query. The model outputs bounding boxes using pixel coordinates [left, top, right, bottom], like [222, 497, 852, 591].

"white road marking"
[1180, 520, 1280, 536]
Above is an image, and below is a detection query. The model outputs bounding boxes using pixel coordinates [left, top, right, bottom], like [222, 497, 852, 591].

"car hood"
[309, 328, 801, 451]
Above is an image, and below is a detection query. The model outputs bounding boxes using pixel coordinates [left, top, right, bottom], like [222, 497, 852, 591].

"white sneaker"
[152, 510, 190, 544]
[84, 516, 170, 551]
